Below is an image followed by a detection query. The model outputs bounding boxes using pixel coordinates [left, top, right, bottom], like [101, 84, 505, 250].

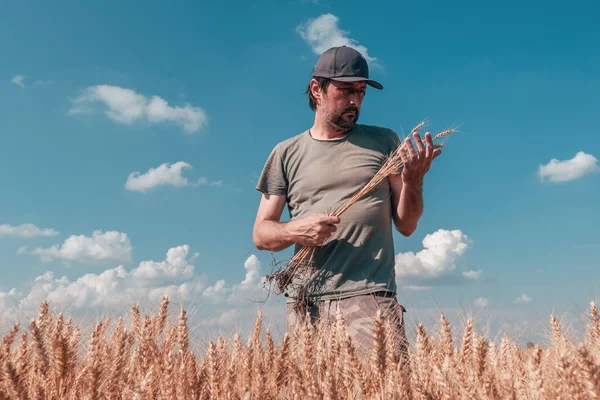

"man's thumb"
[324, 215, 341, 224]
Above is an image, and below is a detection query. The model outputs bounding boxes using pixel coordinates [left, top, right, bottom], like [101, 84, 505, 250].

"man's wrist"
[402, 179, 423, 194]
[282, 221, 296, 243]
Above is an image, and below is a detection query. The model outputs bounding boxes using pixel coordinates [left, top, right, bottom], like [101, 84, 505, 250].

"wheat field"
[0, 296, 598, 399]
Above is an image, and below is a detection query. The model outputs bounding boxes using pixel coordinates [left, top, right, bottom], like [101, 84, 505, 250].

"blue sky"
[1, 0, 599, 343]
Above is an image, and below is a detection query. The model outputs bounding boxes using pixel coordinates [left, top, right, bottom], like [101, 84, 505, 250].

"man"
[253, 46, 442, 360]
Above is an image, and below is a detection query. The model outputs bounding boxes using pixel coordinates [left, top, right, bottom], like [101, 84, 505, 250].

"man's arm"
[388, 131, 442, 237]
[253, 193, 341, 251]
[253, 193, 295, 252]
[389, 174, 423, 237]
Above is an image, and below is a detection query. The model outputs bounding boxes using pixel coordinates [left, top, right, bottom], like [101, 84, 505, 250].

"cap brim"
[331, 76, 383, 90]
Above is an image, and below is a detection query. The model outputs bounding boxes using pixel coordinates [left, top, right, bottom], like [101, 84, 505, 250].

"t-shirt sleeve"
[385, 129, 404, 175]
[255, 144, 288, 195]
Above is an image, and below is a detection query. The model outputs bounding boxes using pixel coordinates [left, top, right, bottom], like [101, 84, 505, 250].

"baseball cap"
[311, 45, 383, 90]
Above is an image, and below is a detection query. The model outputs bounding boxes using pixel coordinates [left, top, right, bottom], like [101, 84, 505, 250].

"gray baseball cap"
[311, 45, 383, 90]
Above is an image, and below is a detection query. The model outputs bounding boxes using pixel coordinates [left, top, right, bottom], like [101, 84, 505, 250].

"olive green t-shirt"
[255, 123, 403, 303]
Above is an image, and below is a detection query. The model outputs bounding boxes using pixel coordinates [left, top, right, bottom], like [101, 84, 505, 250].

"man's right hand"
[285, 214, 341, 246]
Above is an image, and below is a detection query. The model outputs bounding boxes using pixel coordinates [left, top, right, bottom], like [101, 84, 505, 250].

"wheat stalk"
[2, 296, 599, 398]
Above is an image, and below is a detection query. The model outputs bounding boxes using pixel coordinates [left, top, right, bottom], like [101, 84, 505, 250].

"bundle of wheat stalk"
[1, 297, 599, 399]
[265, 121, 454, 296]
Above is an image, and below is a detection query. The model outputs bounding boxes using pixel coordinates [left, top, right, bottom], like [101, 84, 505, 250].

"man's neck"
[310, 115, 353, 141]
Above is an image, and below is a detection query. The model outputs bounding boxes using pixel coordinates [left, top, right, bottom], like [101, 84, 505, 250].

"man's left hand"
[399, 131, 442, 186]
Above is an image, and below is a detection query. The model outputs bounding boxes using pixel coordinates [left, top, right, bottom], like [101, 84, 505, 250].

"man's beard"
[322, 103, 360, 132]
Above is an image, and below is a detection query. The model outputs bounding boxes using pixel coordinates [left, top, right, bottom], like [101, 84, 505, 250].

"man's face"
[318, 80, 367, 131]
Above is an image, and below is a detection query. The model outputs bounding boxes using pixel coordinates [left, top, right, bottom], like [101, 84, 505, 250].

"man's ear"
[310, 79, 323, 101]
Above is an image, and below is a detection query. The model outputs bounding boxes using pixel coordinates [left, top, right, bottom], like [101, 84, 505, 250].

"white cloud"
[538, 151, 600, 182]
[125, 161, 221, 192]
[475, 297, 489, 308]
[205, 308, 243, 327]
[463, 269, 482, 280]
[395, 229, 472, 285]
[145, 96, 206, 133]
[68, 85, 207, 133]
[0, 248, 282, 338]
[13, 245, 202, 311]
[203, 279, 227, 299]
[0, 223, 58, 238]
[241, 255, 261, 286]
[515, 294, 532, 304]
[4, 246, 267, 313]
[405, 285, 432, 291]
[199, 255, 268, 306]
[11, 75, 25, 88]
[130, 245, 197, 283]
[0, 289, 21, 310]
[296, 14, 376, 64]
[19, 230, 132, 264]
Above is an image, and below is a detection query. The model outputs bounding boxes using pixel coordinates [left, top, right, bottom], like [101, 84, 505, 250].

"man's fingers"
[323, 215, 340, 224]
[399, 146, 410, 165]
[404, 136, 417, 158]
[424, 132, 433, 158]
[413, 131, 425, 154]
[404, 137, 417, 159]
[432, 149, 442, 159]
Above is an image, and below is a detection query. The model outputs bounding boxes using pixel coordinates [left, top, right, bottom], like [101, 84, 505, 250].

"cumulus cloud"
[201, 280, 226, 303]
[296, 14, 376, 64]
[199, 255, 268, 306]
[11, 75, 25, 88]
[241, 255, 261, 286]
[130, 246, 197, 283]
[463, 270, 482, 280]
[68, 85, 207, 133]
[125, 161, 222, 192]
[516, 294, 532, 304]
[0, 289, 21, 310]
[538, 151, 600, 182]
[0, 223, 58, 238]
[3, 244, 270, 321]
[18, 230, 132, 264]
[0, 246, 286, 338]
[475, 297, 489, 308]
[395, 229, 474, 287]
[7, 245, 202, 312]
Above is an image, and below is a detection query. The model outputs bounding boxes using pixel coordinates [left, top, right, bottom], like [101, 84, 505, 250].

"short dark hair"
[305, 77, 332, 111]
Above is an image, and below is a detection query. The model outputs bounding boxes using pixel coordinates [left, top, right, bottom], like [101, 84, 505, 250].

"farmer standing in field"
[253, 46, 442, 361]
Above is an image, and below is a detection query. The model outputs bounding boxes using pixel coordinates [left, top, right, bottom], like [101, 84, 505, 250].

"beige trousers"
[285, 291, 409, 364]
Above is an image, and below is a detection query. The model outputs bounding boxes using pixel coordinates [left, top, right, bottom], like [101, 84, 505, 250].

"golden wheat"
[0, 297, 598, 399]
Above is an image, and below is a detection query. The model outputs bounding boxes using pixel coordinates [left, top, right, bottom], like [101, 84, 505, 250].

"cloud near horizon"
[0, 223, 58, 238]
[475, 297, 489, 308]
[125, 161, 222, 192]
[17, 230, 133, 264]
[2, 243, 272, 332]
[296, 14, 377, 65]
[68, 85, 207, 133]
[515, 294, 533, 304]
[11, 75, 25, 88]
[395, 229, 476, 287]
[538, 151, 599, 182]
[463, 269, 482, 280]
